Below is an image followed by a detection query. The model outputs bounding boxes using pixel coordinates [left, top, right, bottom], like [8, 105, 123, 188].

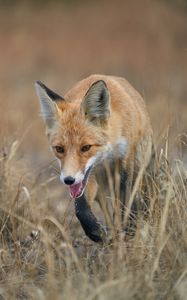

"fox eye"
[81, 145, 92, 152]
[55, 146, 64, 153]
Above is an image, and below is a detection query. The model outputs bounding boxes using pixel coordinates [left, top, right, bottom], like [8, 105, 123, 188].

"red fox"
[35, 75, 153, 241]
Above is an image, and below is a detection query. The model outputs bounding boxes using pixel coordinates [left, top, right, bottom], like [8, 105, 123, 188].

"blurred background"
[0, 3, 186, 298]
[0, 0, 187, 171]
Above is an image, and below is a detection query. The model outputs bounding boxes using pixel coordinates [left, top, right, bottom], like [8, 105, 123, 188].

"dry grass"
[0, 133, 187, 300]
[0, 1, 187, 299]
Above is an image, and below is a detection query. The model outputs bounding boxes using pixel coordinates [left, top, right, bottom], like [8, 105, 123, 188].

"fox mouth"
[69, 166, 92, 199]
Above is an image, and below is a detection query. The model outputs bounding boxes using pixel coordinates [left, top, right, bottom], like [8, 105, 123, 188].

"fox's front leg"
[75, 194, 107, 243]
[74, 177, 107, 243]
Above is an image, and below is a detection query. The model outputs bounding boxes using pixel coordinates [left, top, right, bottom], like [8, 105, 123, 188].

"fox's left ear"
[35, 81, 64, 129]
[81, 80, 110, 125]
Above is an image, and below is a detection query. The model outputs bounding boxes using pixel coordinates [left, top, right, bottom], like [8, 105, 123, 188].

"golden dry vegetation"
[0, 1, 187, 299]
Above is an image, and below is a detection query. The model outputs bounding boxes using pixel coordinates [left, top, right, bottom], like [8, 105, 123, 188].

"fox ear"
[82, 80, 110, 125]
[35, 81, 64, 129]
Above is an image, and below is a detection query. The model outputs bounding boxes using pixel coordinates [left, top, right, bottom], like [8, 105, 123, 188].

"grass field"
[0, 1, 187, 299]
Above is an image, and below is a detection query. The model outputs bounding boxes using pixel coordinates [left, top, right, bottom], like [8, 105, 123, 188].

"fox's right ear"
[35, 81, 64, 129]
[81, 80, 110, 126]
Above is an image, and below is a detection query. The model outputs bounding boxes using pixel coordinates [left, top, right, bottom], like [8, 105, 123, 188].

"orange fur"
[36, 74, 153, 206]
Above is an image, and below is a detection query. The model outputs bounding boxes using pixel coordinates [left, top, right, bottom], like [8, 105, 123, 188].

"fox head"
[35, 80, 111, 198]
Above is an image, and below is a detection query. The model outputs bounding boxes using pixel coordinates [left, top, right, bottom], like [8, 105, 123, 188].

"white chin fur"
[85, 156, 97, 172]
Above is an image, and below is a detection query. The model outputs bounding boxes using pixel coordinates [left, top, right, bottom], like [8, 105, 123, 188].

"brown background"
[0, 0, 187, 169]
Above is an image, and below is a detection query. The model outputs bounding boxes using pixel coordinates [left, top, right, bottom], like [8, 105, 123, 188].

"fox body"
[35, 75, 153, 236]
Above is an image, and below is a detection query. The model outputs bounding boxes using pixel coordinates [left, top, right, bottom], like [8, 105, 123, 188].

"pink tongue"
[69, 182, 83, 198]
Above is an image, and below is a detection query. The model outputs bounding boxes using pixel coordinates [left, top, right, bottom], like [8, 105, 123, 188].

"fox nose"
[64, 176, 75, 185]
